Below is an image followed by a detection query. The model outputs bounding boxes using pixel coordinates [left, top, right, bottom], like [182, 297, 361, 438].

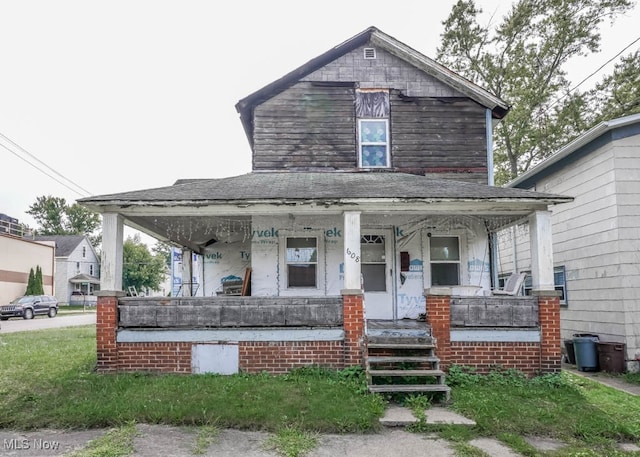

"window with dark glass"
[521, 266, 567, 304]
[361, 234, 386, 292]
[430, 236, 460, 286]
[286, 237, 317, 288]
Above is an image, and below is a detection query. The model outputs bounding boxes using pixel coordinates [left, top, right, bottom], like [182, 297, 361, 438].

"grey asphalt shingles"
[80, 172, 569, 203]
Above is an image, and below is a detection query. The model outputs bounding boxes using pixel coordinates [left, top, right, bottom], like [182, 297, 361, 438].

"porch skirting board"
[451, 329, 540, 343]
[117, 328, 345, 343]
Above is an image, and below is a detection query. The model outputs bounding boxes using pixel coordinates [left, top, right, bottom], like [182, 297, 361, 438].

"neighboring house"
[33, 235, 100, 305]
[79, 27, 570, 387]
[499, 113, 640, 372]
[0, 230, 55, 304]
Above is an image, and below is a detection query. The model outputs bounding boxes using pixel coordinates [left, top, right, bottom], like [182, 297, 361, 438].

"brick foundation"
[239, 341, 344, 374]
[95, 292, 364, 374]
[117, 342, 192, 372]
[450, 342, 541, 375]
[426, 291, 562, 375]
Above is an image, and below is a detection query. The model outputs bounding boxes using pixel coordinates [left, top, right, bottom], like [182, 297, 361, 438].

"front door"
[361, 230, 394, 320]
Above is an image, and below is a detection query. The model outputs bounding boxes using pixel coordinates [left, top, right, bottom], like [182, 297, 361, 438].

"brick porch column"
[425, 288, 451, 368]
[342, 290, 364, 367]
[536, 292, 562, 373]
[96, 291, 124, 372]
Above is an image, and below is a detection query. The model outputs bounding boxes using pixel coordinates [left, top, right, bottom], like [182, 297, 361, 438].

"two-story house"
[79, 27, 570, 389]
[34, 235, 100, 305]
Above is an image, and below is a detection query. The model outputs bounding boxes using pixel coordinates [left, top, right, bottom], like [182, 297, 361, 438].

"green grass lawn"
[1, 326, 639, 456]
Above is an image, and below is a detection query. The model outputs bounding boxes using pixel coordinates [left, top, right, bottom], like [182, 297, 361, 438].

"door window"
[361, 235, 386, 292]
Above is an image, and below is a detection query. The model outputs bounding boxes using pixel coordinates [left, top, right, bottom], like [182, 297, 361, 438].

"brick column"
[342, 290, 364, 367]
[537, 292, 562, 373]
[425, 289, 451, 368]
[96, 291, 124, 372]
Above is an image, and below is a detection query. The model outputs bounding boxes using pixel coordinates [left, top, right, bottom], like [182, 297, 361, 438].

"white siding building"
[498, 114, 640, 371]
[34, 235, 100, 304]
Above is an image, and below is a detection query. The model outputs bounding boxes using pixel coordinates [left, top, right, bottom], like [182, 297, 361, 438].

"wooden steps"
[364, 322, 450, 401]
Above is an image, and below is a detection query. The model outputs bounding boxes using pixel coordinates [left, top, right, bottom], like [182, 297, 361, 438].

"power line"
[0, 131, 92, 197]
[544, 35, 640, 114]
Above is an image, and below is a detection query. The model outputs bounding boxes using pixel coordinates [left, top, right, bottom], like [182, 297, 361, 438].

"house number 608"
[346, 247, 360, 262]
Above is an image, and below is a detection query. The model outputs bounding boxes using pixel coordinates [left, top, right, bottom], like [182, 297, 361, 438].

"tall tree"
[27, 195, 102, 247]
[35, 266, 45, 295]
[25, 268, 36, 295]
[123, 235, 167, 295]
[152, 241, 173, 269]
[588, 50, 640, 124]
[437, 0, 633, 185]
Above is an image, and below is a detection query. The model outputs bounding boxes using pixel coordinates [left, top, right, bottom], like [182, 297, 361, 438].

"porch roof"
[80, 171, 568, 206]
[79, 172, 572, 253]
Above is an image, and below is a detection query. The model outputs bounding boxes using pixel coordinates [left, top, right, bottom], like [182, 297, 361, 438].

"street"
[0, 312, 96, 333]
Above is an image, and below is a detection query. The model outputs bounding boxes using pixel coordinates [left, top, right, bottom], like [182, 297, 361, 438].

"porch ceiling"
[122, 210, 530, 254]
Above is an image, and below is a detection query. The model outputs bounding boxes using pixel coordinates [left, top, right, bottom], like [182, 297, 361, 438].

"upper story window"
[82, 246, 86, 258]
[90, 264, 94, 276]
[359, 119, 390, 167]
[356, 89, 390, 169]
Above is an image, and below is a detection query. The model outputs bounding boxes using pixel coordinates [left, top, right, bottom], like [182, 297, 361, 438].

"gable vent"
[363, 48, 376, 59]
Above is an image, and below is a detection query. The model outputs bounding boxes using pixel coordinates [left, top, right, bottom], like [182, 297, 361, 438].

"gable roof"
[508, 113, 640, 189]
[34, 235, 87, 257]
[235, 26, 510, 146]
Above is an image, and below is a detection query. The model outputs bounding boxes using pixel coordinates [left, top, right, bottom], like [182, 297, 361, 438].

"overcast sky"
[1, 0, 638, 230]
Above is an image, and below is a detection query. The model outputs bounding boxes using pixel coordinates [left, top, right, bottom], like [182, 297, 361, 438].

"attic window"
[364, 48, 376, 59]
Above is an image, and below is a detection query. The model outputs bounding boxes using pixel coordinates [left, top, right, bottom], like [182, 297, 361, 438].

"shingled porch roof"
[80, 171, 568, 205]
[79, 171, 572, 255]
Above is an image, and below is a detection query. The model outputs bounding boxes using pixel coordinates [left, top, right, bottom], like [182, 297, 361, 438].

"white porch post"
[343, 211, 362, 291]
[182, 249, 193, 296]
[529, 210, 555, 292]
[101, 212, 123, 291]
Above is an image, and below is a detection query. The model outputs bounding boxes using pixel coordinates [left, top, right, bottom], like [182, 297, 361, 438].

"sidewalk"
[0, 407, 519, 457]
[562, 364, 640, 396]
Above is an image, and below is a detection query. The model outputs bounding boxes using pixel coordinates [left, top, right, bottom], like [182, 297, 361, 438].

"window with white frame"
[429, 236, 460, 286]
[82, 246, 86, 258]
[355, 89, 390, 168]
[358, 119, 390, 168]
[90, 264, 94, 276]
[76, 262, 80, 274]
[285, 237, 318, 288]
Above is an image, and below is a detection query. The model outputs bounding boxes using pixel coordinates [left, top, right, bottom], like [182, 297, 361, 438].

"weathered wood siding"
[451, 296, 538, 327]
[118, 296, 343, 328]
[390, 95, 487, 181]
[251, 44, 489, 183]
[253, 82, 357, 170]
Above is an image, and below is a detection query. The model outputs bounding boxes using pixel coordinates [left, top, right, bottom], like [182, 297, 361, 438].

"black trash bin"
[564, 339, 576, 364]
[597, 342, 625, 373]
[573, 334, 599, 372]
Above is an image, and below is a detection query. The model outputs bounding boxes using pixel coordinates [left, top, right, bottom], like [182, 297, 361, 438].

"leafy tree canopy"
[123, 234, 167, 295]
[27, 195, 101, 247]
[437, 0, 634, 185]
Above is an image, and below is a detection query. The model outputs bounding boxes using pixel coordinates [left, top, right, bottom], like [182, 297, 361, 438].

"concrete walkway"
[563, 365, 640, 396]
